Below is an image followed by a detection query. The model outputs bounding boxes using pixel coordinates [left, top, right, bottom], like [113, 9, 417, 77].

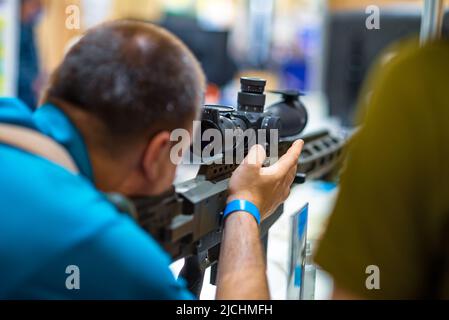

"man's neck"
[52, 100, 137, 192]
[89, 149, 133, 192]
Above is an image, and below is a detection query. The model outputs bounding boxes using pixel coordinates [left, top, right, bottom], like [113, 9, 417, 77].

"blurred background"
[1, 0, 448, 299]
[3, 0, 447, 126]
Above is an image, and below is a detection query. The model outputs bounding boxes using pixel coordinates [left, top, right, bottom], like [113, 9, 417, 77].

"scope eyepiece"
[240, 77, 267, 94]
[238, 77, 267, 113]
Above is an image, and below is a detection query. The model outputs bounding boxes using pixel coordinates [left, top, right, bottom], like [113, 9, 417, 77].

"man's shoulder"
[0, 143, 139, 250]
[0, 144, 179, 298]
[0, 97, 31, 111]
[0, 98, 36, 128]
[0, 145, 118, 277]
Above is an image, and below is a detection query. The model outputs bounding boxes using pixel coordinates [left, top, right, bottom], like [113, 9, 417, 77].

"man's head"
[43, 20, 205, 195]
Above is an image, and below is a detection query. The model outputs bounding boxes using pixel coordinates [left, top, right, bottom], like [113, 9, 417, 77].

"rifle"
[120, 78, 352, 297]
[130, 128, 350, 296]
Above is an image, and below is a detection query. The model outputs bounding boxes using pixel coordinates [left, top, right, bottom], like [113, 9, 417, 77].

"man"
[315, 39, 449, 299]
[0, 21, 303, 299]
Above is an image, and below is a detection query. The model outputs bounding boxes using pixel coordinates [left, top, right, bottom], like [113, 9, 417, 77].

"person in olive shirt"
[315, 39, 449, 299]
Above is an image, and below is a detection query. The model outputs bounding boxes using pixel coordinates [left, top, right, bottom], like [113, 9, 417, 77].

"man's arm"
[216, 213, 269, 300]
[216, 141, 303, 300]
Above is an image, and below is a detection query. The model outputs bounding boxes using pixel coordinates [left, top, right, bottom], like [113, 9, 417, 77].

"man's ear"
[142, 131, 172, 182]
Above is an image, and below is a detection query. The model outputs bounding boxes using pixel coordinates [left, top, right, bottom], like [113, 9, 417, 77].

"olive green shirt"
[315, 39, 449, 299]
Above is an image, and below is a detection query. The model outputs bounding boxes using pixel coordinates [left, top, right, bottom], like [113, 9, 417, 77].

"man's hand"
[216, 140, 303, 300]
[227, 140, 304, 220]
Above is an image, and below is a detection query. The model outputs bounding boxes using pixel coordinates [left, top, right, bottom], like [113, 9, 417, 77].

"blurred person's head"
[21, 0, 42, 24]
[42, 20, 205, 196]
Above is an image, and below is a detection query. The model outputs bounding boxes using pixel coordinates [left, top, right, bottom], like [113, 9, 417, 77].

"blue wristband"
[223, 200, 261, 225]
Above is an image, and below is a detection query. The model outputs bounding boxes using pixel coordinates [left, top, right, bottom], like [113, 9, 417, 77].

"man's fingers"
[262, 140, 303, 176]
[285, 140, 304, 164]
[279, 140, 304, 170]
[243, 144, 267, 168]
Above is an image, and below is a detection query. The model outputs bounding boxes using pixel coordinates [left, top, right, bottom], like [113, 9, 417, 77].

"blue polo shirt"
[0, 98, 193, 300]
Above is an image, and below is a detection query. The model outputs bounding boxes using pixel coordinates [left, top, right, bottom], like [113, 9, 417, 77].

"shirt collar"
[33, 103, 94, 181]
[0, 98, 36, 130]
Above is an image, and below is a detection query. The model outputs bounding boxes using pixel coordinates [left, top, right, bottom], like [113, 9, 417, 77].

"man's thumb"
[243, 144, 267, 167]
